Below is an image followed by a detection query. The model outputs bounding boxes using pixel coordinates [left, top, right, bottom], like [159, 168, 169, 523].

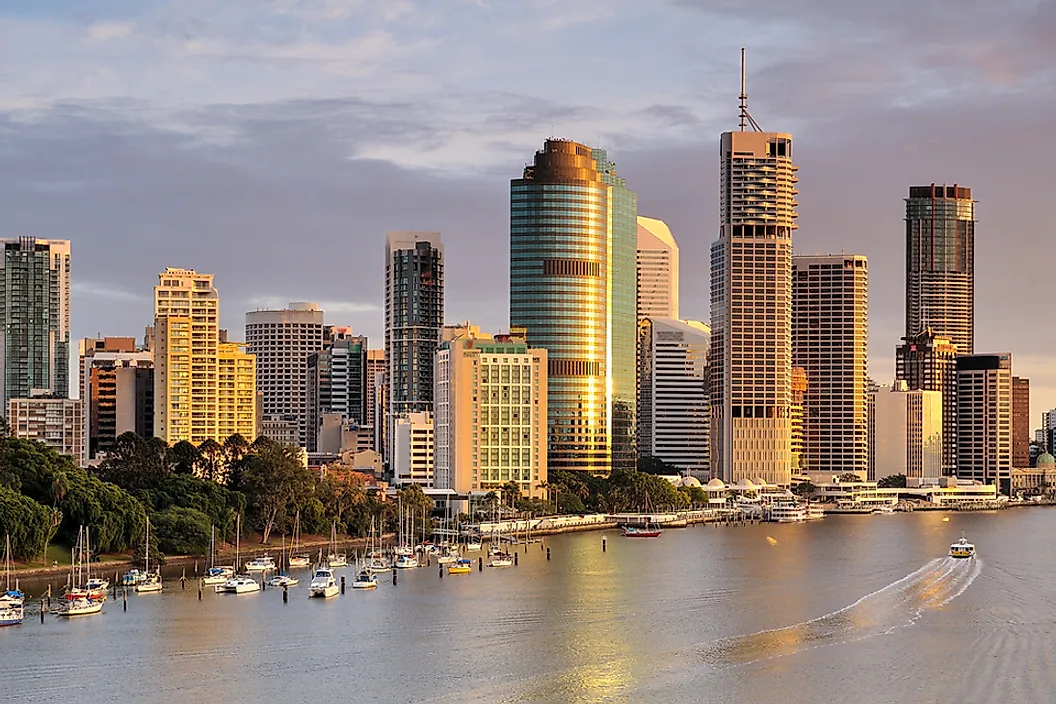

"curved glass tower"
[510, 140, 637, 474]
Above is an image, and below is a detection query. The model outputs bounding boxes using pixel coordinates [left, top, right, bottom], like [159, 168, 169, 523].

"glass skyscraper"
[510, 139, 637, 474]
[0, 237, 71, 406]
[905, 184, 975, 354]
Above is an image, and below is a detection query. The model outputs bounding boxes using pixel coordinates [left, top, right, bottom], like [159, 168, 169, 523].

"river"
[2, 508, 1048, 703]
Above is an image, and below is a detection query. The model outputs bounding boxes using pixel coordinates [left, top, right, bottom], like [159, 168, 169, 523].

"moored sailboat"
[0, 535, 23, 625]
[135, 518, 163, 593]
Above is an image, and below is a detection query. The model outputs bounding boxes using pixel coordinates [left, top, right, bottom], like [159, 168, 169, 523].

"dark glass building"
[510, 139, 637, 473]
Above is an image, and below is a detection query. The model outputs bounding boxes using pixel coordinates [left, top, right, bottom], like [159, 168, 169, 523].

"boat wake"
[700, 556, 981, 667]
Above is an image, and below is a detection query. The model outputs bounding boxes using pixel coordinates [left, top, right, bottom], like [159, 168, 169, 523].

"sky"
[2, 0, 1054, 424]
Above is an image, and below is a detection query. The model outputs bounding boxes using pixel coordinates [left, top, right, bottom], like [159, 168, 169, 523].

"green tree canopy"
[0, 485, 60, 560]
[877, 474, 908, 489]
[230, 438, 317, 543]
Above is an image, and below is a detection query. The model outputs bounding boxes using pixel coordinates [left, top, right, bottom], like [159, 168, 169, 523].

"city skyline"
[3, 2, 1055, 423]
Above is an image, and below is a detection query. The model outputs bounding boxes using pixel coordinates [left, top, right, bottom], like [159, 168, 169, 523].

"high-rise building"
[392, 411, 434, 487]
[895, 328, 958, 473]
[709, 95, 798, 485]
[306, 329, 367, 452]
[792, 254, 869, 476]
[956, 353, 1012, 492]
[245, 302, 326, 447]
[217, 341, 257, 442]
[434, 328, 547, 498]
[509, 139, 637, 473]
[154, 268, 219, 444]
[905, 184, 975, 354]
[1043, 409, 1056, 455]
[385, 232, 444, 457]
[637, 318, 709, 473]
[790, 367, 807, 473]
[9, 394, 85, 465]
[365, 349, 385, 450]
[636, 217, 679, 321]
[0, 238, 71, 406]
[80, 337, 154, 458]
[1012, 376, 1030, 467]
[870, 382, 944, 481]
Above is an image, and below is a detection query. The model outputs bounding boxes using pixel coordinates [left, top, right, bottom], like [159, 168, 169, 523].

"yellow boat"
[448, 558, 473, 575]
[949, 535, 975, 559]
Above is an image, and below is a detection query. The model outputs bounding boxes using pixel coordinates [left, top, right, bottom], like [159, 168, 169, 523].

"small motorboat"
[202, 566, 235, 586]
[121, 569, 147, 587]
[465, 541, 483, 552]
[949, 535, 976, 559]
[352, 570, 377, 589]
[0, 601, 23, 626]
[326, 553, 348, 568]
[448, 558, 473, 575]
[268, 573, 299, 588]
[244, 556, 276, 572]
[288, 554, 311, 569]
[394, 555, 419, 569]
[622, 524, 664, 538]
[215, 575, 261, 594]
[368, 557, 392, 573]
[309, 568, 339, 599]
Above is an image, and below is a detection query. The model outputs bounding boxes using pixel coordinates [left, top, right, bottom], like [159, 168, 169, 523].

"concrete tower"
[636, 216, 679, 321]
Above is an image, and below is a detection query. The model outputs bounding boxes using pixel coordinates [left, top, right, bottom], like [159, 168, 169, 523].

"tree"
[637, 456, 680, 475]
[877, 474, 907, 489]
[233, 439, 316, 543]
[152, 507, 212, 556]
[95, 432, 170, 492]
[792, 480, 816, 497]
[500, 481, 522, 509]
[197, 439, 225, 482]
[0, 485, 59, 561]
[169, 440, 202, 475]
[835, 473, 862, 483]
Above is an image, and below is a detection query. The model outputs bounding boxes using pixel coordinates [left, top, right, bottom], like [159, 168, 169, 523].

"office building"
[365, 349, 385, 449]
[260, 415, 299, 446]
[434, 328, 547, 498]
[510, 139, 637, 473]
[392, 411, 434, 487]
[317, 413, 373, 455]
[306, 329, 367, 452]
[895, 328, 958, 473]
[636, 217, 679, 321]
[79, 337, 154, 458]
[1043, 409, 1056, 454]
[905, 184, 975, 354]
[709, 92, 798, 485]
[791, 367, 807, 473]
[245, 302, 326, 446]
[154, 268, 219, 444]
[956, 353, 1012, 493]
[385, 231, 444, 457]
[637, 318, 709, 473]
[0, 238, 71, 406]
[9, 394, 85, 466]
[870, 382, 944, 481]
[1012, 376, 1030, 468]
[792, 254, 869, 476]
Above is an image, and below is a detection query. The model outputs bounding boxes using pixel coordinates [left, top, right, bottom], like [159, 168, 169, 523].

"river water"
[2, 508, 1048, 703]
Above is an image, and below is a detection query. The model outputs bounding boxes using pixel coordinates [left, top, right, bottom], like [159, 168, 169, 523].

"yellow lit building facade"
[434, 328, 547, 498]
[154, 268, 256, 444]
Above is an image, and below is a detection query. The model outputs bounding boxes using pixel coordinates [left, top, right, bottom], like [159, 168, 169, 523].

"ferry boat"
[309, 568, 339, 599]
[448, 558, 473, 575]
[804, 505, 825, 520]
[949, 535, 976, 559]
[215, 575, 261, 594]
[244, 556, 276, 572]
[769, 503, 806, 523]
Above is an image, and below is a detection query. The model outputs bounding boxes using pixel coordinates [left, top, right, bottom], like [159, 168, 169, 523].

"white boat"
[121, 569, 147, 587]
[352, 569, 377, 589]
[288, 512, 310, 568]
[216, 575, 261, 594]
[368, 557, 392, 572]
[84, 577, 110, 592]
[487, 555, 513, 568]
[805, 504, 825, 520]
[268, 573, 299, 587]
[949, 535, 976, 559]
[393, 546, 414, 557]
[465, 541, 482, 552]
[0, 601, 23, 626]
[326, 521, 347, 567]
[394, 555, 419, 569]
[436, 552, 457, 565]
[135, 518, 163, 593]
[872, 505, 896, 515]
[202, 566, 234, 586]
[244, 556, 276, 572]
[769, 503, 806, 523]
[58, 593, 104, 617]
[309, 568, 339, 599]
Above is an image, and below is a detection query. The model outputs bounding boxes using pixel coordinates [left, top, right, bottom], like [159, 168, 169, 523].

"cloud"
[86, 21, 134, 41]
[72, 281, 146, 302]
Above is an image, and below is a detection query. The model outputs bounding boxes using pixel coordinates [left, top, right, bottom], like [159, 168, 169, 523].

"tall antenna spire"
[738, 47, 762, 132]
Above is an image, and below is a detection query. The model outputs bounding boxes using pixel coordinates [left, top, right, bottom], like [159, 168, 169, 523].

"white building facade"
[636, 216, 679, 321]
[392, 411, 435, 487]
[870, 382, 943, 481]
[638, 318, 709, 473]
[9, 395, 85, 466]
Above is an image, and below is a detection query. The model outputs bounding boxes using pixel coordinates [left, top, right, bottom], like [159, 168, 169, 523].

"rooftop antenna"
[739, 47, 762, 132]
